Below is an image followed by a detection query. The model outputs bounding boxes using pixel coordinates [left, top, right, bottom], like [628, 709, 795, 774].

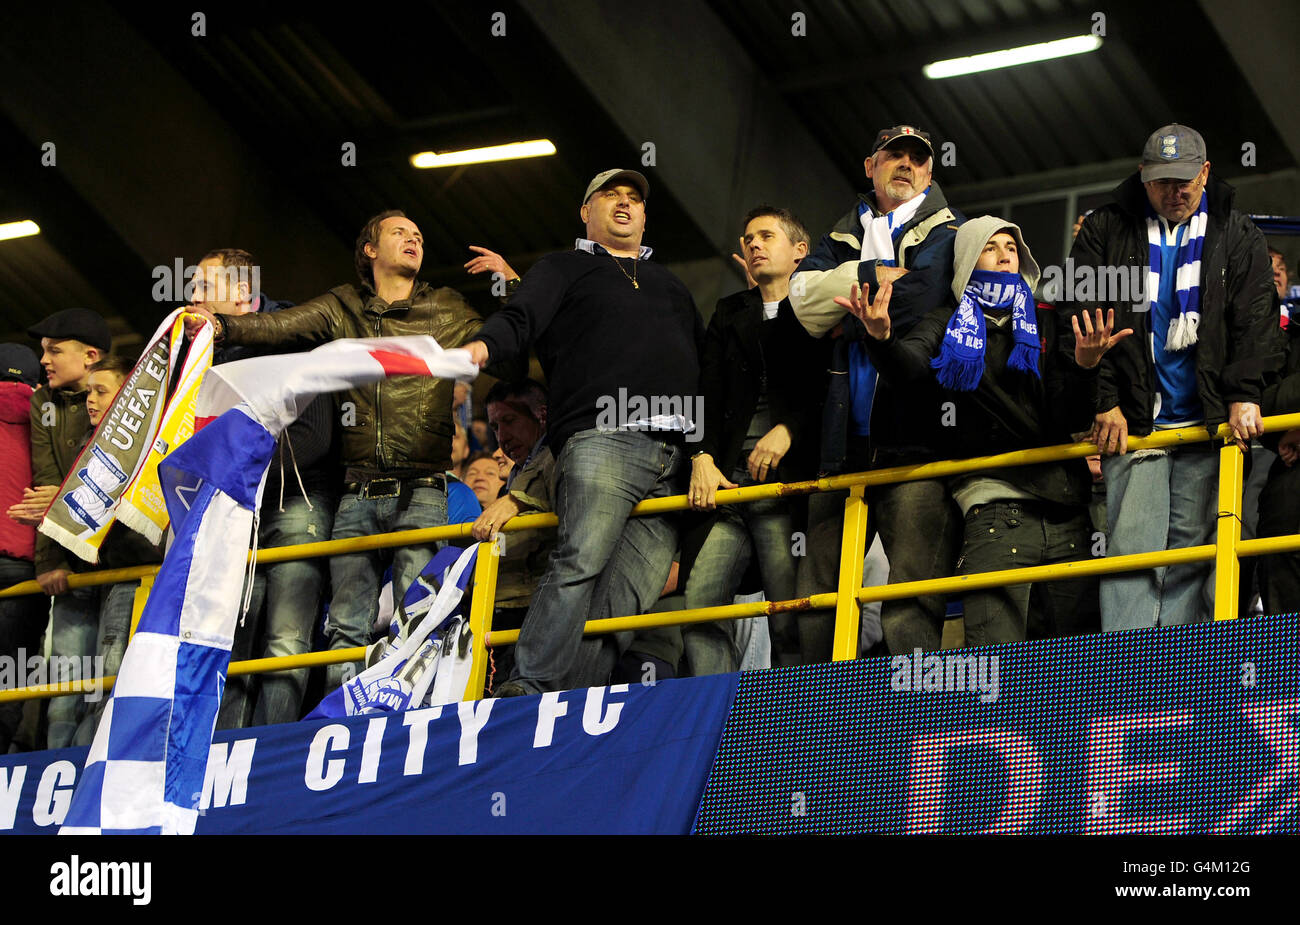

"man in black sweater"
[464, 169, 703, 695]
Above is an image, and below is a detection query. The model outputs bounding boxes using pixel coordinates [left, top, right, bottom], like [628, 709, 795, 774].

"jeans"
[325, 485, 446, 692]
[78, 581, 138, 745]
[220, 492, 335, 727]
[873, 479, 963, 655]
[0, 557, 46, 754]
[510, 430, 682, 693]
[45, 585, 99, 750]
[682, 486, 795, 676]
[957, 502, 1098, 646]
[1101, 446, 1218, 631]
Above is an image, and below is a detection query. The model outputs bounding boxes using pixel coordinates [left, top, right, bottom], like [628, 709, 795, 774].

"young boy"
[76, 356, 164, 744]
[13, 309, 111, 749]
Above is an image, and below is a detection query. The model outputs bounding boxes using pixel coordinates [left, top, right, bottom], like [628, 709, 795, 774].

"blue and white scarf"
[932, 269, 1039, 392]
[1146, 192, 1207, 352]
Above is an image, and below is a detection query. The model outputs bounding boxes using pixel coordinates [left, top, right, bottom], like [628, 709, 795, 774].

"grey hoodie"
[950, 215, 1041, 302]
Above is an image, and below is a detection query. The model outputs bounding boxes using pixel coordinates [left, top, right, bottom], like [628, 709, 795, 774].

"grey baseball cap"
[1141, 124, 1207, 182]
[582, 169, 649, 205]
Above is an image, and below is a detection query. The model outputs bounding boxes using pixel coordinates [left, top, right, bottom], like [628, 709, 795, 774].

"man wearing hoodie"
[791, 125, 964, 657]
[1065, 124, 1279, 630]
[850, 218, 1123, 644]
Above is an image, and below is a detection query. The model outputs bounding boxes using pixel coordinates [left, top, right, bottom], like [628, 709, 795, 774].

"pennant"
[38, 310, 213, 562]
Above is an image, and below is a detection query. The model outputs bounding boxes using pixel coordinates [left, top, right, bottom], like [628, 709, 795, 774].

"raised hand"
[464, 246, 519, 282]
[1072, 308, 1133, 369]
[834, 278, 894, 341]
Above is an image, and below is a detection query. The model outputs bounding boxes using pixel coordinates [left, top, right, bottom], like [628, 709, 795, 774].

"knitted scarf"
[1146, 191, 1207, 352]
[931, 269, 1039, 392]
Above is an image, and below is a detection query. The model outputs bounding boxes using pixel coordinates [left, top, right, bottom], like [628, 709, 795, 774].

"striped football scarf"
[1146, 191, 1207, 352]
[931, 269, 1040, 392]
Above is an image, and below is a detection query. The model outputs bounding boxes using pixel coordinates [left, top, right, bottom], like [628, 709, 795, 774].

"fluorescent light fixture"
[410, 139, 557, 169]
[0, 220, 40, 241]
[924, 35, 1101, 79]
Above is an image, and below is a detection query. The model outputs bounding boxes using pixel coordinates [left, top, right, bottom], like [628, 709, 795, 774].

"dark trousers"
[0, 556, 47, 753]
[957, 501, 1099, 646]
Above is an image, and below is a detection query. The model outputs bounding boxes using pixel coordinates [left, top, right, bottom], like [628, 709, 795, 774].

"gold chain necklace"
[608, 251, 639, 289]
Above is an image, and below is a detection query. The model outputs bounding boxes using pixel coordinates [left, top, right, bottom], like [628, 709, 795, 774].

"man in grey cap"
[462, 169, 703, 695]
[1064, 123, 1279, 630]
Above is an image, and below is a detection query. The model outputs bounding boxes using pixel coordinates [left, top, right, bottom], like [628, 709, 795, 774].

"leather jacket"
[220, 280, 487, 475]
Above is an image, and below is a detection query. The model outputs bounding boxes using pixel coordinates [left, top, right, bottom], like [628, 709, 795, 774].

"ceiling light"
[410, 139, 556, 169]
[924, 35, 1101, 79]
[0, 220, 40, 241]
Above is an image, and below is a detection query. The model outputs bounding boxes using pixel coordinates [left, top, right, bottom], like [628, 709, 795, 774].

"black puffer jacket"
[1062, 172, 1281, 435]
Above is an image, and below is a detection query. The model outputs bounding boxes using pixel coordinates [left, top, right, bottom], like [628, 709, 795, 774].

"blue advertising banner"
[694, 614, 1300, 834]
[1, 675, 737, 835]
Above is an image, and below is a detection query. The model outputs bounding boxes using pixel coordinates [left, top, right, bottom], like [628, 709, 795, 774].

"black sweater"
[476, 247, 704, 451]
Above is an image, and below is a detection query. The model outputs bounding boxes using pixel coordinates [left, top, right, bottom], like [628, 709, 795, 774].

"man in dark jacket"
[791, 124, 965, 657]
[186, 212, 504, 691]
[1064, 124, 1280, 630]
[1255, 319, 1300, 612]
[682, 205, 828, 673]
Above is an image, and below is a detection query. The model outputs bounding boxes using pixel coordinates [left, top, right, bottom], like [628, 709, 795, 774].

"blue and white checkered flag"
[307, 544, 478, 719]
[59, 337, 478, 834]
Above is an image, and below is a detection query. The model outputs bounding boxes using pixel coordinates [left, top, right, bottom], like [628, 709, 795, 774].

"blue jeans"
[0, 557, 46, 754]
[682, 486, 795, 676]
[510, 430, 682, 693]
[325, 485, 446, 691]
[78, 581, 138, 745]
[219, 492, 335, 727]
[45, 586, 98, 749]
[1101, 446, 1218, 630]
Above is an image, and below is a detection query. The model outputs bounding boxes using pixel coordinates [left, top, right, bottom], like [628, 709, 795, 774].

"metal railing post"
[464, 538, 501, 700]
[832, 485, 869, 660]
[1214, 440, 1245, 621]
[128, 573, 153, 638]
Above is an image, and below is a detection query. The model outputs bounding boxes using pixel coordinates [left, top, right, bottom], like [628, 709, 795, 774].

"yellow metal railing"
[4, 412, 1300, 711]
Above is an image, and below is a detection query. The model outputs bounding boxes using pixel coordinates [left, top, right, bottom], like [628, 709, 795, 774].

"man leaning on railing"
[1062, 124, 1282, 631]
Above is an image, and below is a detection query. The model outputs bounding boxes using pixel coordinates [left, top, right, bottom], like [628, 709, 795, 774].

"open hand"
[1072, 308, 1133, 369]
[834, 279, 894, 340]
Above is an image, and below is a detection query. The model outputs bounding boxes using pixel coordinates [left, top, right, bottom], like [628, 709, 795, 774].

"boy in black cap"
[12, 308, 110, 748]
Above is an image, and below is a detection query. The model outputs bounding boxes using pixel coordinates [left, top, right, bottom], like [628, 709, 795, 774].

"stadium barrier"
[3, 412, 1300, 713]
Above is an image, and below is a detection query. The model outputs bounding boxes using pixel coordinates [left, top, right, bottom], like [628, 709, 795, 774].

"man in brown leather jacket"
[188, 210, 501, 690]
